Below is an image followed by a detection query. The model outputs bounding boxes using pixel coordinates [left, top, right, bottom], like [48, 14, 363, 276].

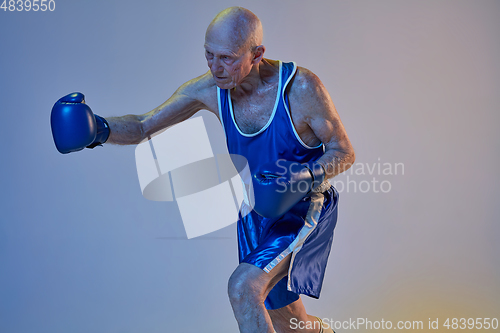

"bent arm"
[293, 68, 355, 179]
[106, 74, 212, 145]
[312, 100, 355, 179]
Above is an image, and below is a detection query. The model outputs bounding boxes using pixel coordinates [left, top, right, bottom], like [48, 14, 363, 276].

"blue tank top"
[217, 61, 325, 179]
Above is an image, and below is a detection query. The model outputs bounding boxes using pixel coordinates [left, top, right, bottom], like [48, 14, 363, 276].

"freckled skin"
[105, 6, 352, 333]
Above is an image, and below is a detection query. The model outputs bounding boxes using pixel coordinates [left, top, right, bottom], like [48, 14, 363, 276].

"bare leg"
[268, 297, 324, 333]
[227, 254, 323, 333]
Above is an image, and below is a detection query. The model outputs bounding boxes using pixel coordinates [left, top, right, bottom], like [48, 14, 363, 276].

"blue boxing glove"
[252, 159, 326, 218]
[50, 92, 110, 154]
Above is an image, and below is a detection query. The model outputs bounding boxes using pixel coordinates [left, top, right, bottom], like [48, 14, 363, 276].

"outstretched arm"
[106, 72, 216, 145]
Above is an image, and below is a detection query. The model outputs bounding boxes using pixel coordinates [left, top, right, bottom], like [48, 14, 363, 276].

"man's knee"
[228, 263, 267, 306]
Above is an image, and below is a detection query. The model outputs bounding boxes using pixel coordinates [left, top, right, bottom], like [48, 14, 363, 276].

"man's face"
[204, 33, 254, 89]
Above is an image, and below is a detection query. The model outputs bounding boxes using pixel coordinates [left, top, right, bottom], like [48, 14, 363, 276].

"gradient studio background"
[1, 1, 499, 332]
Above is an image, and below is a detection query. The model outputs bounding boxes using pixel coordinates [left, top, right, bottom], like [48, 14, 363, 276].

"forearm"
[316, 148, 356, 179]
[106, 114, 145, 145]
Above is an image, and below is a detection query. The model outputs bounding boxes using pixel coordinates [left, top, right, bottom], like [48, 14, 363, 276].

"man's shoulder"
[178, 71, 219, 113]
[180, 71, 218, 96]
[289, 65, 324, 95]
[287, 65, 334, 119]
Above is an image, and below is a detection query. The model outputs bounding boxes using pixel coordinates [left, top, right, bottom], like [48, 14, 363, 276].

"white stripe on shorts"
[262, 191, 325, 292]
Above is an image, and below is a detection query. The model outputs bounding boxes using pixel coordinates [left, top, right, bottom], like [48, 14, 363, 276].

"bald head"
[206, 7, 263, 52]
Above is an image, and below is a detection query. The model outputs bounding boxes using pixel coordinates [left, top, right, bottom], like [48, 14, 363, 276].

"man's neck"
[232, 59, 279, 98]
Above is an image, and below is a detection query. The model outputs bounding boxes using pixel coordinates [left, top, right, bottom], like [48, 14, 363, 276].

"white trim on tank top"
[217, 87, 226, 135]
[218, 60, 323, 151]
[227, 61, 283, 137]
[282, 62, 323, 150]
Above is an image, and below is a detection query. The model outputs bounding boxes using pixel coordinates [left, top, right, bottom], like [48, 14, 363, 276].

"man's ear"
[252, 45, 265, 64]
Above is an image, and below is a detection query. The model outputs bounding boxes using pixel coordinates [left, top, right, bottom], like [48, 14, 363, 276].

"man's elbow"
[347, 148, 356, 165]
[340, 146, 356, 173]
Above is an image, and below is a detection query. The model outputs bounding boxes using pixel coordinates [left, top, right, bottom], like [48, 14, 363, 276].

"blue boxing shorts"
[237, 184, 339, 310]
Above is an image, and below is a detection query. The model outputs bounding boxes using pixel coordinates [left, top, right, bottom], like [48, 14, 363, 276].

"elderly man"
[51, 6, 354, 333]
